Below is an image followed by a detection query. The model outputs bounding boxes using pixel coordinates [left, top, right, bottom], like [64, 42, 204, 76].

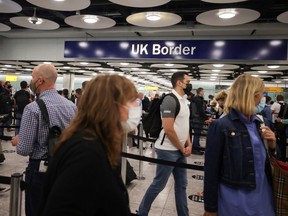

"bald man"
[11, 64, 77, 216]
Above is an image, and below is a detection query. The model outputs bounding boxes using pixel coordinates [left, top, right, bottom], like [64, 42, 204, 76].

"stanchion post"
[138, 123, 145, 180]
[121, 133, 128, 185]
[9, 173, 23, 216]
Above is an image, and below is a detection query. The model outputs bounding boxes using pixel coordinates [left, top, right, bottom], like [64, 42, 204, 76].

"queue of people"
[1, 65, 285, 216]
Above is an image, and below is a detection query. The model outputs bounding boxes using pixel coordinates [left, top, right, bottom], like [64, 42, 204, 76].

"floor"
[0, 130, 205, 216]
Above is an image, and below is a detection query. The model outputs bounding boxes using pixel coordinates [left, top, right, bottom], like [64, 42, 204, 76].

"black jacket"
[191, 95, 208, 121]
[41, 133, 131, 216]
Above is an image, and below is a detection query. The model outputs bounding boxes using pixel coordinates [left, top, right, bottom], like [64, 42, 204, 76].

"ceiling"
[0, 0, 288, 89]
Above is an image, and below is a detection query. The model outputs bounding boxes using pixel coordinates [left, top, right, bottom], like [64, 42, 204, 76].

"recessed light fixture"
[212, 69, 220, 72]
[258, 70, 267, 74]
[251, 74, 259, 77]
[146, 12, 161, 21]
[80, 62, 89, 65]
[120, 63, 129, 66]
[217, 9, 237, 19]
[165, 63, 174, 67]
[211, 73, 218, 76]
[43, 62, 52, 64]
[5, 65, 12, 67]
[213, 64, 224, 68]
[267, 65, 280, 69]
[28, 17, 43, 25]
[63, 66, 71, 69]
[171, 69, 178, 72]
[83, 15, 99, 24]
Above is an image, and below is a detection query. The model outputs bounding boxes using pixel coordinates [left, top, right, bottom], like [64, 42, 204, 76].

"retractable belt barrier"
[121, 152, 204, 171]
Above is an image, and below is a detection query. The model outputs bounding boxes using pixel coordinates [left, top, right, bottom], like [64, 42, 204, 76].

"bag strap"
[282, 104, 288, 119]
[36, 99, 50, 125]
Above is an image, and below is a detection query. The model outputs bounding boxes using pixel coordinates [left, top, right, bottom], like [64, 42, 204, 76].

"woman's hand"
[260, 126, 276, 149]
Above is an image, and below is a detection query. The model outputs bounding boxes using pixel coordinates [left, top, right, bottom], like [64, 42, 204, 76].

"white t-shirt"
[155, 89, 190, 151]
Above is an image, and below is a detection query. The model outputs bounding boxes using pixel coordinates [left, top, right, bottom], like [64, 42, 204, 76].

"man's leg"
[0, 126, 5, 163]
[138, 149, 177, 216]
[173, 155, 189, 216]
[192, 121, 204, 153]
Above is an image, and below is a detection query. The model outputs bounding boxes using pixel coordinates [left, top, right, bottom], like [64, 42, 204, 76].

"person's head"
[215, 90, 228, 107]
[0, 80, 4, 88]
[82, 81, 88, 91]
[196, 87, 204, 97]
[20, 81, 28, 89]
[5, 81, 11, 87]
[63, 89, 69, 97]
[137, 92, 144, 100]
[171, 72, 191, 96]
[154, 93, 160, 99]
[224, 74, 265, 116]
[265, 95, 271, 105]
[276, 95, 284, 102]
[30, 64, 58, 94]
[58, 75, 139, 168]
[75, 88, 82, 98]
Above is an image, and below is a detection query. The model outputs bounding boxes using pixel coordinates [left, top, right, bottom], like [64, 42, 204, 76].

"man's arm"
[162, 118, 185, 154]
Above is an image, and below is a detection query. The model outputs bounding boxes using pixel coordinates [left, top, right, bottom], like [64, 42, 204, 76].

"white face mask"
[121, 106, 142, 133]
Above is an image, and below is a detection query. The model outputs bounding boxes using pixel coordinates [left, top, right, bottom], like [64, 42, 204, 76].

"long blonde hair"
[57, 75, 137, 168]
[224, 74, 265, 116]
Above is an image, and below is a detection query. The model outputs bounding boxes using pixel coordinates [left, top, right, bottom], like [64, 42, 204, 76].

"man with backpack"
[11, 64, 77, 216]
[138, 72, 192, 216]
[13, 81, 31, 135]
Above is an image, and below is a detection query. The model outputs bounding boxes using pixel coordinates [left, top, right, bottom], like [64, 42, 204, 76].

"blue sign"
[64, 39, 287, 60]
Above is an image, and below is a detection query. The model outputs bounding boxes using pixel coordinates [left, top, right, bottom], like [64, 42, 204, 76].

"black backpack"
[142, 93, 180, 138]
[36, 99, 62, 160]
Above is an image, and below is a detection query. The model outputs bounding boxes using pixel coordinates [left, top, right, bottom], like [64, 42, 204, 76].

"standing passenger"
[11, 64, 77, 216]
[138, 72, 192, 216]
[204, 74, 276, 216]
[40, 75, 140, 216]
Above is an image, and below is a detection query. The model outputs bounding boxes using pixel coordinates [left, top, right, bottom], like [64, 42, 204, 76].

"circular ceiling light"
[277, 11, 288, 24]
[213, 64, 224, 68]
[65, 14, 115, 29]
[28, 17, 43, 25]
[217, 9, 237, 19]
[127, 12, 181, 28]
[0, 0, 22, 13]
[165, 63, 174, 67]
[0, 23, 11, 32]
[108, 0, 170, 8]
[258, 71, 267, 74]
[27, 0, 90, 11]
[120, 63, 130, 66]
[10, 16, 59, 30]
[196, 8, 260, 26]
[267, 65, 280, 69]
[83, 15, 99, 24]
[146, 12, 161, 21]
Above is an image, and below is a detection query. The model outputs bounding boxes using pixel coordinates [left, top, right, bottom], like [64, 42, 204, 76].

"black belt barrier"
[0, 175, 26, 191]
[121, 152, 204, 171]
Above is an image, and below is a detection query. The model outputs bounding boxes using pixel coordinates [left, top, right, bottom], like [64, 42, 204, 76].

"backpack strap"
[36, 99, 50, 125]
[160, 93, 181, 145]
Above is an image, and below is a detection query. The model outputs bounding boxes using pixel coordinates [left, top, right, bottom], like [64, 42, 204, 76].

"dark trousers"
[190, 120, 204, 150]
[25, 160, 46, 216]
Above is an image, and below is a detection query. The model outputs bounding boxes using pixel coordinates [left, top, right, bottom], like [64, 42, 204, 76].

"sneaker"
[0, 154, 5, 163]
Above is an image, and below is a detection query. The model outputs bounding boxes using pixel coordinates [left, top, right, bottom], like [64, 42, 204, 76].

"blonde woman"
[204, 74, 276, 216]
[40, 75, 141, 216]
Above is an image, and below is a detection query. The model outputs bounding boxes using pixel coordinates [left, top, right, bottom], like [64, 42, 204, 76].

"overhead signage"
[6, 75, 17, 82]
[64, 39, 287, 60]
[264, 87, 282, 92]
[145, 86, 158, 91]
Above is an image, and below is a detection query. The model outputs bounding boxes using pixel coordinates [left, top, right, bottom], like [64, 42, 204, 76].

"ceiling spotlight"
[80, 62, 89, 65]
[211, 73, 218, 76]
[83, 15, 99, 24]
[213, 64, 224, 68]
[28, 17, 43, 25]
[251, 74, 259, 77]
[217, 9, 237, 19]
[146, 12, 161, 21]
[267, 65, 280, 69]
[165, 63, 174, 67]
[212, 69, 220, 72]
[43, 62, 52, 64]
[63, 66, 70, 69]
[258, 70, 267, 74]
[120, 63, 129, 66]
[5, 65, 12, 67]
[28, 8, 43, 25]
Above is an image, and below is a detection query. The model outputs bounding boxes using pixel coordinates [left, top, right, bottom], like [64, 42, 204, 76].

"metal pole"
[9, 173, 23, 216]
[138, 123, 145, 180]
[121, 133, 128, 185]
